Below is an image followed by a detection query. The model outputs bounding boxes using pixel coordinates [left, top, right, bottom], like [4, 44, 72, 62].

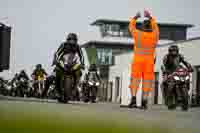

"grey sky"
[0, 0, 200, 78]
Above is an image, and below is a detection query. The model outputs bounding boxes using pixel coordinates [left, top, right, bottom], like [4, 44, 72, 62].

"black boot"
[140, 99, 148, 110]
[128, 96, 137, 108]
[181, 97, 189, 111]
[91, 97, 96, 103]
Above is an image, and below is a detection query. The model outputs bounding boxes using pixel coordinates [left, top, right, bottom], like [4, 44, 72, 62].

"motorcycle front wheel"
[90, 86, 98, 103]
[63, 76, 73, 103]
[83, 86, 90, 103]
[181, 87, 189, 111]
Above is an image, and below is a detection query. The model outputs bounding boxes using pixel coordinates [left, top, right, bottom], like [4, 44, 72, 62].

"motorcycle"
[57, 52, 82, 103]
[164, 65, 191, 111]
[46, 77, 58, 99]
[0, 78, 11, 96]
[33, 76, 46, 98]
[10, 79, 18, 97]
[12, 77, 30, 97]
[83, 72, 100, 103]
[5, 80, 12, 96]
[28, 80, 35, 97]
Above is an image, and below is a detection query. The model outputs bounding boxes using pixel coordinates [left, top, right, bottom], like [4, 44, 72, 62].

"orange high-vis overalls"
[129, 17, 159, 93]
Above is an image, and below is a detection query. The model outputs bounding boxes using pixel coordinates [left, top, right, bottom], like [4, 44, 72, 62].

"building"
[82, 19, 194, 102]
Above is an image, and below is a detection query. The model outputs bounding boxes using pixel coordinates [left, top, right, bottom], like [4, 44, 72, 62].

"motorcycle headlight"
[174, 76, 180, 81]
[185, 76, 190, 80]
[7, 86, 12, 90]
[13, 83, 16, 87]
[88, 82, 93, 86]
[96, 82, 100, 86]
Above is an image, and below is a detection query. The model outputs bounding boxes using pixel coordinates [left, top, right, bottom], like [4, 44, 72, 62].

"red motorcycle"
[165, 66, 191, 111]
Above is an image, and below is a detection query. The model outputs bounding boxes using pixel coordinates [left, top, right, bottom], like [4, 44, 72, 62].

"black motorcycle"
[0, 78, 11, 96]
[83, 75, 100, 103]
[164, 66, 191, 111]
[46, 78, 58, 99]
[58, 53, 82, 103]
[12, 77, 30, 97]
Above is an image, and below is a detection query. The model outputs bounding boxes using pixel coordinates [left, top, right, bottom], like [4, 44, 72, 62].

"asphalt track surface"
[0, 95, 200, 133]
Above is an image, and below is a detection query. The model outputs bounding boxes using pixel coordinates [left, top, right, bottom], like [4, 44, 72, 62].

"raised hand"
[144, 10, 151, 18]
[134, 11, 141, 19]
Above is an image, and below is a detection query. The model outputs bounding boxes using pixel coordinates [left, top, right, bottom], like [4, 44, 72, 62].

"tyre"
[91, 86, 97, 103]
[63, 76, 72, 103]
[167, 93, 177, 110]
[48, 89, 57, 99]
[82, 85, 90, 103]
[181, 87, 189, 111]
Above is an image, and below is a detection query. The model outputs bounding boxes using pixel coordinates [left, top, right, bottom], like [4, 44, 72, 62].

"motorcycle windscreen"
[63, 53, 81, 66]
[88, 72, 99, 82]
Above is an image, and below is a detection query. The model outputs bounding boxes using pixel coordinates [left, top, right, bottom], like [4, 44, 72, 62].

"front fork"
[166, 81, 177, 108]
[38, 80, 45, 95]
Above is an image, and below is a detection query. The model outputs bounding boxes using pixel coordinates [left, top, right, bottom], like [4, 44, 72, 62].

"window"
[96, 48, 113, 65]
[100, 24, 109, 37]
[111, 24, 120, 31]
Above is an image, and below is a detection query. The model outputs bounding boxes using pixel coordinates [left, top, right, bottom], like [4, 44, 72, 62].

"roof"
[82, 36, 200, 49]
[156, 37, 200, 48]
[91, 19, 194, 28]
[81, 40, 133, 49]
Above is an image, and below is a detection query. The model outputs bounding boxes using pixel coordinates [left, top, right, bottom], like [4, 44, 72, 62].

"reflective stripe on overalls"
[134, 31, 155, 55]
[130, 31, 155, 92]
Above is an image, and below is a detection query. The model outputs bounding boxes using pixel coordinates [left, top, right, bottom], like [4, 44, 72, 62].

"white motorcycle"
[84, 72, 100, 103]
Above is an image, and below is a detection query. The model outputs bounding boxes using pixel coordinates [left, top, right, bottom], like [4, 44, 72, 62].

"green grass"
[0, 101, 186, 133]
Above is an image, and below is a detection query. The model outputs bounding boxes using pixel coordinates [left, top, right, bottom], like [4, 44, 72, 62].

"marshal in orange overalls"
[129, 17, 159, 94]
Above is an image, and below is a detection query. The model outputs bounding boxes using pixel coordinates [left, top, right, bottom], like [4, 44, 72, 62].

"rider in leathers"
[161, 45, 193, 107]
[31, 64, 48, 80]
[18, 70, 29, 81]
[52, 33, 84, 102]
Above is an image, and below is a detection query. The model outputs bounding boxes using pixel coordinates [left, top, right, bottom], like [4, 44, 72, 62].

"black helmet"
[36, 64, 42, 68]
[168, 45, 179, 55]
[20, 70, 25, 74]
[89, 64, 97, 71]
[66, 33, 78, 41]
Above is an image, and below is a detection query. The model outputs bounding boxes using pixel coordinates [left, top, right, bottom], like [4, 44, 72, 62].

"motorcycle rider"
[161, 45, 193, 109]
[31, 64, 48, 80]
[31, 64, 48, 94]
[161, 45, 193, 83]
[12, 70, 30, 97]
[18, 70, 29, 80]
[52, 33, 85, 102]
[11, 73, 19, 84]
